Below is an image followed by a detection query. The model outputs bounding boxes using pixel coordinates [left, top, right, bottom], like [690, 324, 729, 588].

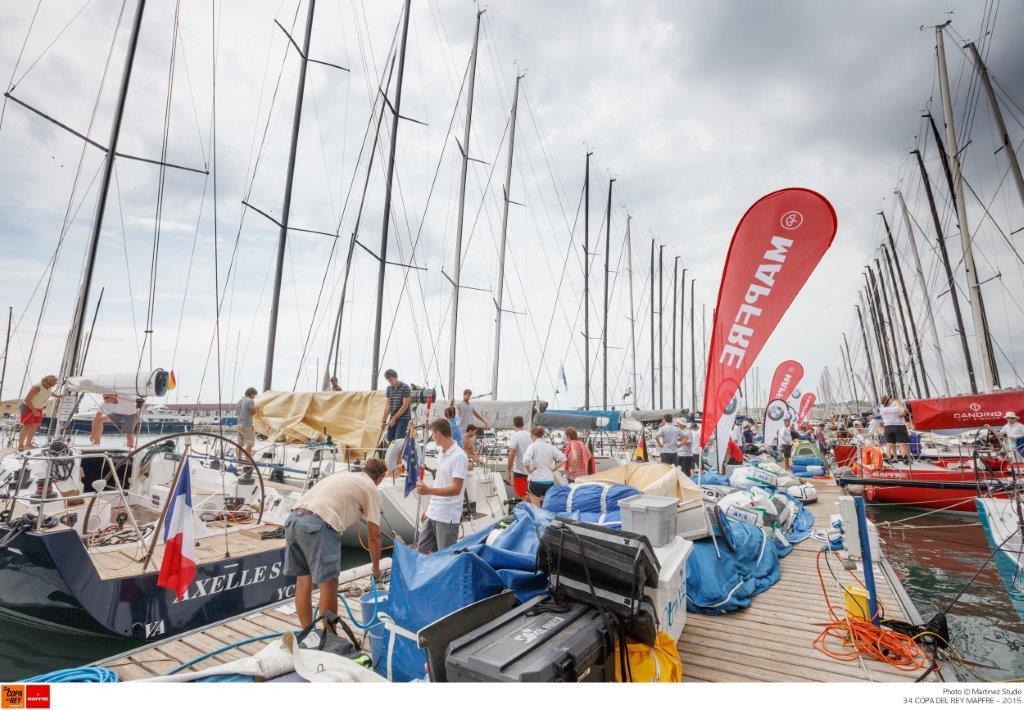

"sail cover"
[548, 409, 622, 432]
[907, 391, 1024, 433]
[252, 390, 385, 456]
[533, 411, 604, 430]
[411, 400, 545, 430]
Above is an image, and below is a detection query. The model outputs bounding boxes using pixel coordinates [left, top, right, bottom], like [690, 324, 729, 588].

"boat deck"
[96, 475, 939, 682]
[679, 475, 940, 682]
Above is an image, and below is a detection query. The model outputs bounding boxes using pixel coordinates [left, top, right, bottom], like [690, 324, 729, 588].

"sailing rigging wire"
[0, 0, 43, 135]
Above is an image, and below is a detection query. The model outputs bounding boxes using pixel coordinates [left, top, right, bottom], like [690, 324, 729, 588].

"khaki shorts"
[237, 423, 256, 447]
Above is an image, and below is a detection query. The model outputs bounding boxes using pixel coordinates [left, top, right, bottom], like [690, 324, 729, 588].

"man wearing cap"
[1000, 412, 1024, 458]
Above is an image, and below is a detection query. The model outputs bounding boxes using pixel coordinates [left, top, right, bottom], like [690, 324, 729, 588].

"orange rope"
[811, 549, 932, 672]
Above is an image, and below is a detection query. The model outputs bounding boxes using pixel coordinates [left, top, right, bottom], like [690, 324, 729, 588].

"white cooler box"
[645, 535, 693, 642]
[677, 498, 712, 540]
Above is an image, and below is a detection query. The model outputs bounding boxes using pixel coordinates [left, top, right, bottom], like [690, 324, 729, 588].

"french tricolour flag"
[157, 461, 197, 600]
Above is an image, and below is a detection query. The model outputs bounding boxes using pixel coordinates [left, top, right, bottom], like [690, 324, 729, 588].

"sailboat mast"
[583, 151, 591, 409]
[625, 216, 637, 408]
[649, 238, 655, 409]
[935, 25, 999, 391]
[863, 281, 894, 397]
[881, 212, 927, 396]
[658, 245, 664, 409]
[895, 188, 949, 395]
[913, 144, 975, 393]
[671, 256, 678, 409]
[841, 332, 863, 408]
[855, 304, 880, 403]
[445, 9, 484, 401]
[880, 241, 922, 397]
[490, 73, 522, 401]
[679, 267, 686, 412]
[264, 0, 317, 392]
[689, 279, 695, 412]
[62, 0, 147, 381]
[0, 306, 11, 401]
[967, 42, 1024, 211]
[370, 0, 412, 390]
[871, 261, 906, 397]
[602, 177, 614, 409]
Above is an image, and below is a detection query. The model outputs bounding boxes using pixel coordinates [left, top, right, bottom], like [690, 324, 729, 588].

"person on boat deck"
[463, 424, 486, 469]
[443, 405, 464, 448]
[455, 389, 490, 438]
[999, 412, 1024, 458]
[285, 457, 386, 635]
[506, 415, 532, 500]
[327, 376, 342, 392]
[416, 418, 468, 553]
[523, 426, 566, 505]
[236, 387, 258, 464]
[90, 393, 141, 448]
[774, 416, 794, 469]
[731, 420, 743, 444]
[676, 423, 694, 476]
[690, 421, 702, 472]
[381, 369, 411, 443]
[655, 414, 681, 464]
[879, 395, 911, 461]
[18, 374, 57, 450]
[562, 426, 594, 482]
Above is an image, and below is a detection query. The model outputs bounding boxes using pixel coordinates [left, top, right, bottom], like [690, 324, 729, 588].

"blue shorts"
[386, 417, 410, 443]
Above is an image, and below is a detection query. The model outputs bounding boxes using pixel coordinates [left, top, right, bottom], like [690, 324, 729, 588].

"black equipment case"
[443, 595, 616, 682]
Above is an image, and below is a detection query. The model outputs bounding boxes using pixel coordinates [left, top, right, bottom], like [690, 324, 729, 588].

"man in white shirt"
[655, 414, 681, 464]
[523, 426, 566, 504]
[1000, 411, 1024, 458]
[416, 418, 468, 553]
[506, 415, 532, 500]
[90, 393, 141, 447]
[774, 416, 794, 469]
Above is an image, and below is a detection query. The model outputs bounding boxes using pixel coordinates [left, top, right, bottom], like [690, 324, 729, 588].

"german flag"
[634, 433, 648, 462]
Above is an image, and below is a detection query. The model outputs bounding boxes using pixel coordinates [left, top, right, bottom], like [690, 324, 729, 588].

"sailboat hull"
[0, 525, 294, 640]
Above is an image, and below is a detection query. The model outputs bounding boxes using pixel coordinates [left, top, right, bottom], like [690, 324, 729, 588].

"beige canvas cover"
[579, 461, 702, 503]
[252, 390, 385, 457]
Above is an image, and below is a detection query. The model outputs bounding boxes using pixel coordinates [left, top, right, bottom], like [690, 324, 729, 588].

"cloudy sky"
[0, 0, 1022, 414]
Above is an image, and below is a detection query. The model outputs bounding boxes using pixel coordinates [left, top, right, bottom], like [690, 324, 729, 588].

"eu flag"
[403, 435, 419, 497]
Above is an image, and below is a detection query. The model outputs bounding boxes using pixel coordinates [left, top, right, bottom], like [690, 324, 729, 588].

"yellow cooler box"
[645, 535, 693, 642]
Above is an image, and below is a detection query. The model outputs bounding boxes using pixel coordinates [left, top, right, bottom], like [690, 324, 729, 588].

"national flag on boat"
[157, 461, 197, 600]
[403, 434, 420, 498]
[167, 369, 177, 391]
[634, 433, 648, 462]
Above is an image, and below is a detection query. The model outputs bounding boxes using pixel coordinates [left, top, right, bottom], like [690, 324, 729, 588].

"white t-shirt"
[1001, 422, 1024, 440]
[101, 396, 138, 416]
[731, 424, 742, 443]
[508, 429, 532, 475]
[690, 428, 702, 454]
[656, 424, 681, 454]
[425, 443, 468, 524]
[523, 439, 565, 483]
[775, 427, 793, 446]
[880, 405, 906, 426]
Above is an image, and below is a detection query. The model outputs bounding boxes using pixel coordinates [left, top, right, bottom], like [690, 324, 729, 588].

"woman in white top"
[523, 426, 566, 505]
[879, 395, 910, 460]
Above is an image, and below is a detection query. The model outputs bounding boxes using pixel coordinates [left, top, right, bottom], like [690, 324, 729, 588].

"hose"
[22, 667, 119, 683]
[164, 632, 281, 676]
[337, 576, 381, 630]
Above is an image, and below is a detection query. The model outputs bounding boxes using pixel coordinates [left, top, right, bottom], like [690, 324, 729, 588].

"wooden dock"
[679, 476, 940, 682]
[98, 476, 938, 682]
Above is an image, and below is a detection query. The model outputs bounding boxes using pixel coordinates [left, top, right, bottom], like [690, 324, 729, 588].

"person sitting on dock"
[999, 412, 1024, 459]
[523, 426, 566, 505]
[416, 418, 468, 553]
[463, 424, 487, 469]
[18, 374, 57, 450]
[381, 369, 411, 443]
[237, 387, 258, 465]
[90, 393, 141, 448]
[285, 458, 386, 636]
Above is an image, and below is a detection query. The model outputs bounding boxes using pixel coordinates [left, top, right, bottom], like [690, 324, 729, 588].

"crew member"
[523, 426, 565, 505]
[18, 375, 57, 450]
[285, 458, 386, 633]
[416, 418, 468, 553]
[455, 389, 490, 438]
[237, 387, 258, 462]
[506, 415, 531, 499]
[381, 369, 411, 443]
[655, 413, 681, 464]
[91, 394, 141, 448]
[1000, 411, 1024, 459]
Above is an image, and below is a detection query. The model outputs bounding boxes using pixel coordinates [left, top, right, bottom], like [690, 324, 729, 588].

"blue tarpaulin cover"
[547, 408, 622, 432]
[686, 518, 781, 615]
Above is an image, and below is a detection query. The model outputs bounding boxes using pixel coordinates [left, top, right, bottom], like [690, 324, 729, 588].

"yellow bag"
[613, 631, 683, 682]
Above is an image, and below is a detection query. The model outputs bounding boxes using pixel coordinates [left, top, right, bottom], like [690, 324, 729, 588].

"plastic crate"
[618, 494, 679, 547]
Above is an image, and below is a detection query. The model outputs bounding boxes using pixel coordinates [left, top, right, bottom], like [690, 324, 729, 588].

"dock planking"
[98, 475, 938, 682]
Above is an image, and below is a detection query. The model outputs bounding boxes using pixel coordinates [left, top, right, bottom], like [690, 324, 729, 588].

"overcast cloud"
[0, 0, 1022, 413]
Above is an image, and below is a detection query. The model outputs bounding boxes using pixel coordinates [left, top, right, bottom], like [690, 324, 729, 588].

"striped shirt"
[386, 382, 411, 420]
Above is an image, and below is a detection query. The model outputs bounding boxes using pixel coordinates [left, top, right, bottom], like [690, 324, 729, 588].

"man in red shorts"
[506, 415, 531, 500]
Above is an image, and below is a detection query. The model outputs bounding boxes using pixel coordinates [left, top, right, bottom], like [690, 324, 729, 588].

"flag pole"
[412, 395, 433, 546]
[142, 446, 191, 572]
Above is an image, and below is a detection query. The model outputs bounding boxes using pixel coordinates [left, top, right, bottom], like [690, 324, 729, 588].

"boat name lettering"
[144, 619, 166, 638]
[952, 410, 1003, 421]
[174, 561, 284, 602]
[720, 236, 793, 369]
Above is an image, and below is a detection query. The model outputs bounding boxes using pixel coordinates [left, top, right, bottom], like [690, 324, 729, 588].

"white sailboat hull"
[977, 497, 1024, 573]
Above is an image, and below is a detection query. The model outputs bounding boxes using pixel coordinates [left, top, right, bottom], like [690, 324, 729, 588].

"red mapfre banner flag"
[797, 391, 816, 424]
[770, 359, 804, 401]
[908, 391, 1024, 432]
[700, 188, 837, 447]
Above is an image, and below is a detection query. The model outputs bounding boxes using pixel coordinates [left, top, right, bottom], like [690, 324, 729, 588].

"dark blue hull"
[0, 525, 294, 640]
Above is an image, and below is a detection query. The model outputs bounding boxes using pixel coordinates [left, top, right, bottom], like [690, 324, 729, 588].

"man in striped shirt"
[381, 369, 411, 443]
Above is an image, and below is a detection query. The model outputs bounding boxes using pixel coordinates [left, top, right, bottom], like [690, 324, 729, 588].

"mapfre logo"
[24, 686, 49, 709]
[1, 685, 24, 709]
